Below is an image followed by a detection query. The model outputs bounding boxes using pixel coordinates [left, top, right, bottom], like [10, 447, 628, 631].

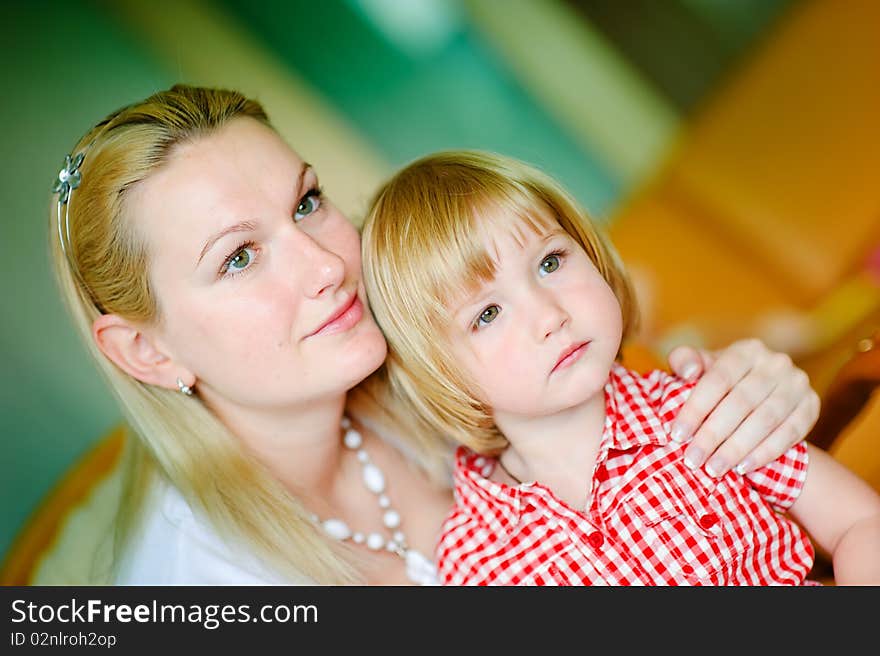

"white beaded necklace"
[310, 417, 439, 585]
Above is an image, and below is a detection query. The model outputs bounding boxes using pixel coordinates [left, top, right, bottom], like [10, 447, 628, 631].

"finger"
[666, 345, 708, 382]
[682, 367, 778, 472]
[697, 377, 796, 476]
[696, 365, 815, 476]
[670, 343, 756, 444]
[694, 347, 718, 371]
[729, 392, 820, 476]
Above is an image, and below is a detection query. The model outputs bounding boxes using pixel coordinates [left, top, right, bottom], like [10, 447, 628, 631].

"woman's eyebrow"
[298, 163, 313, 194]
[197, 220, 259, 266]
[196, 164, 313, 266]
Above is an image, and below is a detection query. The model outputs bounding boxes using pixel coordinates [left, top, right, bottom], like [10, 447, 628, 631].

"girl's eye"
[221, 244, 256, 276]
[539, 253, 561, 276]
[294, 188, 323, 221]
[475, 304, 500, 328]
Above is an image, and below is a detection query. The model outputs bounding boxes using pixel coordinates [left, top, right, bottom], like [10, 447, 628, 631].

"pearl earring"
[176, 377, 194, 396]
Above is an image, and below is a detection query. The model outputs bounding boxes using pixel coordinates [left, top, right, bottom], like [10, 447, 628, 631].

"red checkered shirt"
[436, 363, 814, 585]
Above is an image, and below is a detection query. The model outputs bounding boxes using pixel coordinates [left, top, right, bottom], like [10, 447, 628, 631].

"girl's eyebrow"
[540, 228, 566, 243]
[451, 284, 492, 324]
[451, 228, 566, 322]
[196, 164, 313, 266]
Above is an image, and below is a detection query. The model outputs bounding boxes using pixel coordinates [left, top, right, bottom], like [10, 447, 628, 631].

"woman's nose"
[297, 231, 346, 298]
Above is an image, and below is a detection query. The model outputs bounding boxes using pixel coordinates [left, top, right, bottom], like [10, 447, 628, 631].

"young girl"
[361, 150, 880, 585]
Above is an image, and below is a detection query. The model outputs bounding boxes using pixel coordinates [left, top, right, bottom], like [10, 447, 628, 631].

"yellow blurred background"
[2, 0, 878, 582]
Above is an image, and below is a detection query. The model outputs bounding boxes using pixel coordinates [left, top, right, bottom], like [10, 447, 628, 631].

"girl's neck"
[494, 387, 607, 505]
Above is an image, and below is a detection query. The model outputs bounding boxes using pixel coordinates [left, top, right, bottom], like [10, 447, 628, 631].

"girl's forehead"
[475, 204, 563, 260]
[432, 199, 566, 312]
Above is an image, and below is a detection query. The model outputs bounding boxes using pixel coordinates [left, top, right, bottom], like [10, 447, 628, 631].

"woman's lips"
[307, 295, 363, 338]
[551, 341, 590, 374]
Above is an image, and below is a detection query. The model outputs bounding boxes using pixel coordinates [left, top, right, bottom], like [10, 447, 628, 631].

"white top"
[114, 479, 313, 585]
[113, 420, 451, 585]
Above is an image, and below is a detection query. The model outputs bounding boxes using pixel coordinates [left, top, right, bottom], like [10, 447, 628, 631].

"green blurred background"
[7, 0, 880, 574]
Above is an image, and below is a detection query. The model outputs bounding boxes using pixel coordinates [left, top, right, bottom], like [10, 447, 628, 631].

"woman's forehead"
[127, 120, 308, 259]
[175, 117, 303, 176]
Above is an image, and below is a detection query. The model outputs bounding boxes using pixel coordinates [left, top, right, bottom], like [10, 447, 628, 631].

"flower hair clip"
[53, 152, 84, 205]
[52, 145, 96, 302]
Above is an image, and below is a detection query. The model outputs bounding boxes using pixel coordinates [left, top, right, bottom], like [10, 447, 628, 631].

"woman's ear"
[92, 314, 188, 391]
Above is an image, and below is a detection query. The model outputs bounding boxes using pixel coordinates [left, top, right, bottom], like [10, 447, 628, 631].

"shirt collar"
[453, 448, 524, 533]
[604, 362, 674, 452]
[453, 364, 681, 534]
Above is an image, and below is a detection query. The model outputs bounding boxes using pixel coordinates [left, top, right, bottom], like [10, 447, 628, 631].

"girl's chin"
[554, 359, 610, 389]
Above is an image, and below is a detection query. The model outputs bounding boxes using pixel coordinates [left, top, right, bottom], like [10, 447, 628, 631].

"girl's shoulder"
[610, 362, 696, 415]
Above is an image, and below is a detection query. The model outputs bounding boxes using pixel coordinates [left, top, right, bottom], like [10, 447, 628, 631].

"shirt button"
[681, 564, 694, 575]
[698, 513, 718, 529]
[588, 531, 604, 548]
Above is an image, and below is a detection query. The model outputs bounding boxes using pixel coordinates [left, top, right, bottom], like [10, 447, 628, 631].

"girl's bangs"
[432, 189, 558, 314]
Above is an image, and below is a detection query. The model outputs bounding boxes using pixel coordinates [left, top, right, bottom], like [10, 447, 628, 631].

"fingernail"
[705, 456, 726, 478]
[684, 447, 704, 470]
[735, 458, 753, 476]
[671, 424, 691, 443]
[681, 363, 699, 381]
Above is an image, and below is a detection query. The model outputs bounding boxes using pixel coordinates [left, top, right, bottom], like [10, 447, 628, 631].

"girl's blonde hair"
[50, 84, 399, 584]
[362, 150, 638, 456]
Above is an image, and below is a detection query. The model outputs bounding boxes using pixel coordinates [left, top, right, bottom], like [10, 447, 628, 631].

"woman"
[49, 85, 820, 585]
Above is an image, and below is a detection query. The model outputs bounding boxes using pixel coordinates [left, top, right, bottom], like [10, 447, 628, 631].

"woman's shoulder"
[113, 479, 311, 586]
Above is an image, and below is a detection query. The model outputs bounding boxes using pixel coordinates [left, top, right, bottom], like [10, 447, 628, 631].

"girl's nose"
[533, 291, 569, 340]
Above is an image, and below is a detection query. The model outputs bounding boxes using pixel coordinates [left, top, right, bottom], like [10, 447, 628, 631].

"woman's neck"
[207, 392, 350, 497]
[494, 388, 607, 508]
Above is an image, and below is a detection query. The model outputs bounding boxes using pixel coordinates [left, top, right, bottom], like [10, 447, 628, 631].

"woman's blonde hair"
[362, 150, 638, 456]
[49, 84, 380, 584]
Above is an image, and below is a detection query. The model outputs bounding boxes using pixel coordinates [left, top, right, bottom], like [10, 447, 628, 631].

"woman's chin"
[342, 325, 389, 387]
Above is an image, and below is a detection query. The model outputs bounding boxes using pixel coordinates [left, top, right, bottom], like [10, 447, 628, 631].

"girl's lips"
[308, 295, 363, 338]
[551, 341, 590, 374]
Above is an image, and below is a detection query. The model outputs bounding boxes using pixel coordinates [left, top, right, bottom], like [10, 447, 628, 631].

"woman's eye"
[222, 245, 256, 275]
[475, 305, 500, 328]
[539, 253, 561, 276]
[294, 189, 322, 221]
